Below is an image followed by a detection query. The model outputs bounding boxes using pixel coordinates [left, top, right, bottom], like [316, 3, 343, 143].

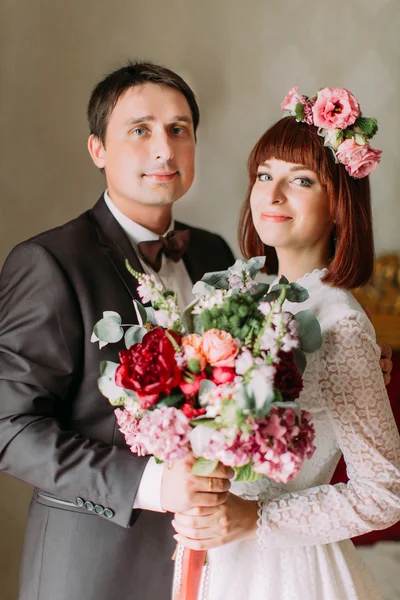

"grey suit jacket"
[0, 198, 235, 600]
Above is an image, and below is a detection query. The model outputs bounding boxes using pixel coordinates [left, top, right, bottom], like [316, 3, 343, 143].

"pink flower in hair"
[312, 88, 360, 130]
[281, 86, 302, 112]
[336, 138, 382, 179]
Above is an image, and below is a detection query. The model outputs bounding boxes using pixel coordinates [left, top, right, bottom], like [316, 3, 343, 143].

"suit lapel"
[89, 197, 144, 300]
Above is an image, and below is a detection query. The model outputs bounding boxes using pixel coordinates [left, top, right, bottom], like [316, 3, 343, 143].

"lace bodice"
[234, 269, 400, 549]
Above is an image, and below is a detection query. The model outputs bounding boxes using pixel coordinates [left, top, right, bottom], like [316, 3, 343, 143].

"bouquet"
[91, 256, 321, 599]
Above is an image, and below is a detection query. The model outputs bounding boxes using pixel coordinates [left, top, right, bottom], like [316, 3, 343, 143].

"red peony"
[274, 351, 303, 402]
[115, 328, 182, 406]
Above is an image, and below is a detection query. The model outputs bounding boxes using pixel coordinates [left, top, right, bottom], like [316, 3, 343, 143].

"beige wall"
[1, 0, 399, 597]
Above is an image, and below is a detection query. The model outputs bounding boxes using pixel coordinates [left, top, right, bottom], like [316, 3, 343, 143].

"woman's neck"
[276, 248, 330, 283]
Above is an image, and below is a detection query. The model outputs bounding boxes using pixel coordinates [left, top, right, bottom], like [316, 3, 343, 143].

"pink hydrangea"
[312, 87, 360, 130]
[116, 406, 192, 462]
[336, 138, 382, 179]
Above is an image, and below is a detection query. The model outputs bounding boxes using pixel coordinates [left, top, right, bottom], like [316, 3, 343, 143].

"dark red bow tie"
[137, 229, 191, 272]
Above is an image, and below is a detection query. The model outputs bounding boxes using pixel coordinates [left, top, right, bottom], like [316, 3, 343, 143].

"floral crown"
[281, 87, 382, 179]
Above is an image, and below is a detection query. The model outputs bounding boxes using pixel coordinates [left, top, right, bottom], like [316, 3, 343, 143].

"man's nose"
[152, 131, 174, 162]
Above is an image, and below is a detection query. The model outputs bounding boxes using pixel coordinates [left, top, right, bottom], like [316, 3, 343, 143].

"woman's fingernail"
[173, 534, 179, 541]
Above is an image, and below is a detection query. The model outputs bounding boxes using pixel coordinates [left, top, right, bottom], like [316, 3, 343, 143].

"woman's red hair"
[239, 117, 374, 288]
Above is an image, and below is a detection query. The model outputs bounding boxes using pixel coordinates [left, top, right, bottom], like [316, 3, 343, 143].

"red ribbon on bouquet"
[175, 547, 207, 600]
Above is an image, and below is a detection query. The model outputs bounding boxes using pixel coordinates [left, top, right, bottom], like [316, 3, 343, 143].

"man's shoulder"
[27, 208, 95, 250]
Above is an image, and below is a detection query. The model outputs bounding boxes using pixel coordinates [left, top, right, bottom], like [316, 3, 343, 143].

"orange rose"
[201, 329, 239, 368]
[181, 334, 207, 371]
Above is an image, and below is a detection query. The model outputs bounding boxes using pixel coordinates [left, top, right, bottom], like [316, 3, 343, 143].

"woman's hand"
[172, 493, 259, 551]
[378, 343, 393, 386]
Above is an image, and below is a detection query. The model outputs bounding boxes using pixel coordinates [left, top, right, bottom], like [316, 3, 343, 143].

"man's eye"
[257, 173, 271, 181]
[171, 126, 185, 134]
[133, 128, 146, 136]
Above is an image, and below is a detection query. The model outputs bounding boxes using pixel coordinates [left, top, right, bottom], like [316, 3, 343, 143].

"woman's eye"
[293, 177, 313, 187]
[257, 173, 271, 182]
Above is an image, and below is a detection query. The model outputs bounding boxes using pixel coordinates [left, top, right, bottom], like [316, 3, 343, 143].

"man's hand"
[379, 343, 393, 386]
[161, 454, 234, 513]
[172, 493, 258, 550]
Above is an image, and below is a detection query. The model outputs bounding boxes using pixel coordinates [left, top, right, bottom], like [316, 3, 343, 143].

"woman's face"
[250, 158, 333, 255]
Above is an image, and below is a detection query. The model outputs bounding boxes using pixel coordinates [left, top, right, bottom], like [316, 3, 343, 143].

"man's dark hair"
[87, 61, 200, 144]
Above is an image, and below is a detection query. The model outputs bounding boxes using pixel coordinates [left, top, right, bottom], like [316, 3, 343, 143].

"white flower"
[235, 349, 255, 375]
[155, 309, 180, 328]
[192, 289, 232, 314]
[247, 371, 275, 411]
[137, 274, 163, 304]
[189, 425, 216, 456]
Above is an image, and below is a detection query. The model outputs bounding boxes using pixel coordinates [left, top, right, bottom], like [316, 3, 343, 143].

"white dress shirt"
[104, 192, 194, 512]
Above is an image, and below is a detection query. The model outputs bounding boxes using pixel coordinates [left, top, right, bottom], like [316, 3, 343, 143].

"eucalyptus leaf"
[201, 270, 230, 290]
[181, 299, 198, 334]
[247, 256, 266, 278]
[191, 457, 219, 476]
[97, 375, 127, 404]
[99, 360, 119, 377]
[133, 300, 147, 327]
[250, 282, 271, 301]
[292, 347, 307, 374]
[279, 275, 289, 285]
[295, 309, 322, 353]
[234, 463, 263, 482]
[145, 307, 158, 325]
[192, 281, 216, 297]
[124, 325, 146, 349]
[285, 283, 309, 303]
[93, 315, 124, 344]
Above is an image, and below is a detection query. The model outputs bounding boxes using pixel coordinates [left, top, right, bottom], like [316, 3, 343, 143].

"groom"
[0, 61, 235, 600]
[0, 61, 393, 600]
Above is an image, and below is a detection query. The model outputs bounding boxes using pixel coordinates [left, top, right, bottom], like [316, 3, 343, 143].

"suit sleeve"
[0, 241, 150, 528]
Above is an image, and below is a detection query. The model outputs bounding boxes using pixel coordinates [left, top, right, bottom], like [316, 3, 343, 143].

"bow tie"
[137, 229, 191, 272]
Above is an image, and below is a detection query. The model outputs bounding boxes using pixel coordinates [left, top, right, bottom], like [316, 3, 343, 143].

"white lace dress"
[203, 269, 400, 600]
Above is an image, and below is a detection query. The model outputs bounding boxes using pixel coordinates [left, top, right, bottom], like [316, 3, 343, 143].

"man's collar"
[103, 190, 174, 246]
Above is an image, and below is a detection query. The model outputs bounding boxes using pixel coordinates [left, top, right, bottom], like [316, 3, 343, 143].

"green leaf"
[201, 270, 230, 290]
[279, 275, 289, 285]
[191, 458, 219, 476]
[187, 358, 201, 374]
[295, 309, 322, 353]
[154, 457, 164, 464]
[190, 418, 220, 429]
[292, 347, 307, 374]
[145, 308, 158, 325]
[192, 281, 216, 297]
[286, 283, 309, 303]
[133, 300, 147, 327]
[93, 315, 124, 343]
[155, 392, 184, 409]
[234, 463, 263, 482]
[355, 116, 378, 139]
[294, 102, 304, 122]
[246, 256, 266, 278]
[99, 360, 119, 377]
[250, 282, 271, 301]
[124, 325, 146, 349]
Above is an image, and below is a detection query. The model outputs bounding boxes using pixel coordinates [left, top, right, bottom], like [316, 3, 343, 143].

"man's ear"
[88, 134, 105, 169]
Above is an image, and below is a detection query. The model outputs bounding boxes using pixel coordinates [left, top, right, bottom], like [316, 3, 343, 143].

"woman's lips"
[144, 172, 178, 183]
[260, 213, 292, 222]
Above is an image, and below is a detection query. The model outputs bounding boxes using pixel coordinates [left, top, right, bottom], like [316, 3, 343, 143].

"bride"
[172, 87, 400, 599]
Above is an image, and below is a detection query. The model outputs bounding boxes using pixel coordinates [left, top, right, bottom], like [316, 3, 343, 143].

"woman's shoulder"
[286, 269, 376, 342]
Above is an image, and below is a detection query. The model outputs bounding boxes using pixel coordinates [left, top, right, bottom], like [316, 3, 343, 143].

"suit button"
[104, 508, 114, 519]
[76, 497, 85, 507]
[94, 505, 104, 515]
[85, 501, 94, 511]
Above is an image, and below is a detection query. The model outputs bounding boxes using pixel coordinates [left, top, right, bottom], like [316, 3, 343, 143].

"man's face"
[90, 83, 196, 208]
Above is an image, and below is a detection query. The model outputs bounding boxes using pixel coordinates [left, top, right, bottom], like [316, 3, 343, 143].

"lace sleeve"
[258, 313, 400, 549]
